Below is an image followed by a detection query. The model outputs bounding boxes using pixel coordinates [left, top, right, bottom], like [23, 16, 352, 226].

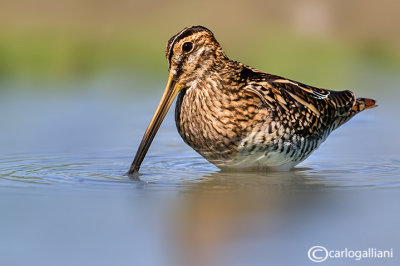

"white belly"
[214, 150, 300, 171]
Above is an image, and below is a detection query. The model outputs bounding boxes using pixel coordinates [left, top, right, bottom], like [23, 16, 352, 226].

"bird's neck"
[189, 57, 241, 92]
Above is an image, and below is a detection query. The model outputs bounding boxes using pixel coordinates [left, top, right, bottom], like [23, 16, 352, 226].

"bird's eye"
[182, 42, 193, 52]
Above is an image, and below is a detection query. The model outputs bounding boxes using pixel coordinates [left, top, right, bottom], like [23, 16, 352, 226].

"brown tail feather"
[336, 97, 376, 128]
[352, 97, 377, 112]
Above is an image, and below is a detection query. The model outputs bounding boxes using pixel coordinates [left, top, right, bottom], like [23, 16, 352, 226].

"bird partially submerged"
[128, 26, 376, 175]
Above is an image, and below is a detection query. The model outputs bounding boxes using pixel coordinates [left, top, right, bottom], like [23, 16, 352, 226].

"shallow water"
[1, 76, 400, 266]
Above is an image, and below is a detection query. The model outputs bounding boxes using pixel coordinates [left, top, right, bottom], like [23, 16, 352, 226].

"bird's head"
[165, 25, 225, 86]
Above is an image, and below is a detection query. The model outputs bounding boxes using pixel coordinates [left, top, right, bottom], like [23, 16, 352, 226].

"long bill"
[128, 73, 183, 175]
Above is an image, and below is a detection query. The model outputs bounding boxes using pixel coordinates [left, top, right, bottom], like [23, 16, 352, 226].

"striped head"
[165, 25, 226, 86]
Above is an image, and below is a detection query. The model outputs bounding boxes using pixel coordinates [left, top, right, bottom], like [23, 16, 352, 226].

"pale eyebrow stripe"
[167, 27, 189, 62]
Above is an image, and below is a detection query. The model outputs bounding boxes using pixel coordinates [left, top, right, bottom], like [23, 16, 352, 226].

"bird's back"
[231, 65, 376, 169]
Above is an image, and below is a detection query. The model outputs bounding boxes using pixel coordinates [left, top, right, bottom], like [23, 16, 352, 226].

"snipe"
[128, 25, 376, 175]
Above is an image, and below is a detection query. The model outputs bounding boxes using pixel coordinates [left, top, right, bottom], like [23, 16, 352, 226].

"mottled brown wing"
[242, 70, 356, 138]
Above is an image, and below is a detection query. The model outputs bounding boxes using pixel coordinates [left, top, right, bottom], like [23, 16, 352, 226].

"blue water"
[0, 76, 399, 266]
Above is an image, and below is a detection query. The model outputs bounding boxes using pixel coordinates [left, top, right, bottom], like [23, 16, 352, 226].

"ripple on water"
[1, 149, 399, 191]
[0, 148, 216, 189]
[0, 151, 130, 188]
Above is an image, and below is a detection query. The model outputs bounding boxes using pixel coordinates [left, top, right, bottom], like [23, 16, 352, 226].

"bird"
[128, 25, 376, 175]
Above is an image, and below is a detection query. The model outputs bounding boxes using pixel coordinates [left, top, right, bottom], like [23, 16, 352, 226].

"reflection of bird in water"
[169, 169, 327, 266]
[129, 25, 376, 174]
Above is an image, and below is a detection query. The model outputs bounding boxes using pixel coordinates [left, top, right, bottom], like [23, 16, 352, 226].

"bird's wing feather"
[240, 66, 356, 137]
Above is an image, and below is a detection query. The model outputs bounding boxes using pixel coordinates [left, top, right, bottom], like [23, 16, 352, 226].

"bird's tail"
[352, 98, 377, 113]
[336, 97, 377, 128]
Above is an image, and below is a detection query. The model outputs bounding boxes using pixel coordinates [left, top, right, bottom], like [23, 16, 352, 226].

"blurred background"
[0, 1, 400, 266]
[1, 0, 399, 87]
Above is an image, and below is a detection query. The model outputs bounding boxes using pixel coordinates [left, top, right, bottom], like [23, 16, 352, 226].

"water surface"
[0, 76, 399, 266]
